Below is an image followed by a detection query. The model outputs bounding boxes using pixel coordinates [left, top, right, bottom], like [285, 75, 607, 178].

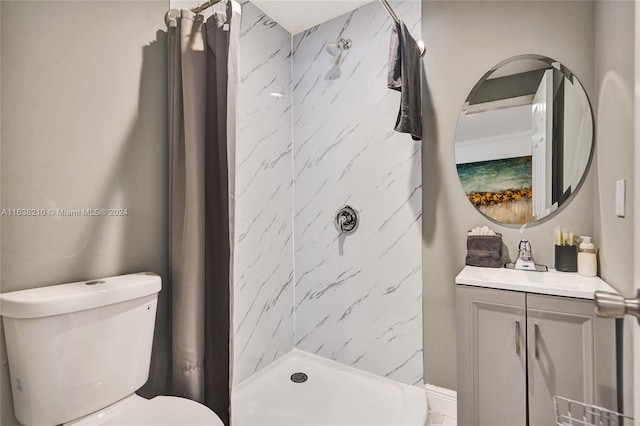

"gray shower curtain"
[167, 3, 238, 424]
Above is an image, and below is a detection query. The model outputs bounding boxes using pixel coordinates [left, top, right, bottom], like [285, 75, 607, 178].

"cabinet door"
[527, 294, 617, 426]
[457, 285, 527, 426]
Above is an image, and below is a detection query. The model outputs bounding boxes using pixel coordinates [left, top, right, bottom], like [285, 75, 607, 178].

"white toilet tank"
[0, 273, 162, 426]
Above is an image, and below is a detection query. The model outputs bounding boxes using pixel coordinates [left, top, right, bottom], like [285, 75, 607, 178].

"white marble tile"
[292, 1, 423, 385]
[232, 2, 294, 385]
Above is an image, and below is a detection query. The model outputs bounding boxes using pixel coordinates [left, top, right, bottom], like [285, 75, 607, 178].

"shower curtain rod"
[164, 0, 222, 27]
[188, 0, 398, 25]
[190, 0, 398, 23]
[379, 0, 400, 24]
[167, 0, 424, 55]
[191, 0, 223, 14]
[379, 0, 426, 56]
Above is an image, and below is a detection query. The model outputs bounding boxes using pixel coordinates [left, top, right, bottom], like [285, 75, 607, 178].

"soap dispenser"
[577, 236, 597, 277]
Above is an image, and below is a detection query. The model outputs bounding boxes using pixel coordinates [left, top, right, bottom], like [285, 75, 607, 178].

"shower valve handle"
[335, 206, 359, 235]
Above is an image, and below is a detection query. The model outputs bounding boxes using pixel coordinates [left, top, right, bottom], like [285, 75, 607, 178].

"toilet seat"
[66, 394, 224, 426]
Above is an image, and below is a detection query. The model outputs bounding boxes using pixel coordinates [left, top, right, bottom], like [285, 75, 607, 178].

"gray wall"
[422, 2, 636, 412]
[593, 0, 636, 415]
[421, 1, 596, 390]
[0, 1, 170, 424]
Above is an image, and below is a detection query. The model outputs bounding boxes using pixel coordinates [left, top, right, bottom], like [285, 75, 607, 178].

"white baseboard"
[425, 383, 457, 419]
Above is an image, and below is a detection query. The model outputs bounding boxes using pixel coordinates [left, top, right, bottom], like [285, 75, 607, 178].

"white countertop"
[455, 265, 618, 299]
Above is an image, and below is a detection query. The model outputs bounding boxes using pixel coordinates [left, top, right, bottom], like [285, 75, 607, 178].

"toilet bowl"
[66, 394, 223, 426]
[0, 273, 224, 426]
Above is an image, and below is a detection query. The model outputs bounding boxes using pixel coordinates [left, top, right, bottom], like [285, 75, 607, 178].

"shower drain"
[290, 372, 308, 383]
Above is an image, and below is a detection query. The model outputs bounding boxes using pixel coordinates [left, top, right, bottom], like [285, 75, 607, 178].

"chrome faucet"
[514, 239, 536, 270]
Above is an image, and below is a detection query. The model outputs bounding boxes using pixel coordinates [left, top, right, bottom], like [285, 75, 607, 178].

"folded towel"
[466, 233, 503, 268]
[387, 20, 422, 141]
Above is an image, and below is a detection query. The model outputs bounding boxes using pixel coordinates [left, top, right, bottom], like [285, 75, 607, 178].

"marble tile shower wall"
[292, 1, 423, 385]
[232, 0, 422, 386]
[233, 2, 294, 385]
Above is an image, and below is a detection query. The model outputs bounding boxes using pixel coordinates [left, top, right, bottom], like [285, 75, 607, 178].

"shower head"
[326, 38, 352, 56]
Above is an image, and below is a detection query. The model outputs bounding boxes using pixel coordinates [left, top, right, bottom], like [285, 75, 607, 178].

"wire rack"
[554, 396, 634, 426]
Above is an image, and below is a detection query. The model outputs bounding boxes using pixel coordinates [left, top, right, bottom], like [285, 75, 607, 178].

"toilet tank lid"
[0, 273, 161, 319]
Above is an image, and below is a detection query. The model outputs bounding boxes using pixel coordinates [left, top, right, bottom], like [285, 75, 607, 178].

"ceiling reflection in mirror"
[455, 55, 594, 225]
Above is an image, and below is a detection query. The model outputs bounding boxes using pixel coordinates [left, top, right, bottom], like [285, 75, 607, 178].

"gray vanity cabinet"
[457, 285, 617, 426]
[456, 286, 527, 426]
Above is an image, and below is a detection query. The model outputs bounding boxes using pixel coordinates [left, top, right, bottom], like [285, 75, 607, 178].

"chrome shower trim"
[335, 205, 359, 234]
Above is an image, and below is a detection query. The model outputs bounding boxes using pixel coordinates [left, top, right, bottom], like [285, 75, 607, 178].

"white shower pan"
[232, 349, 428, 426]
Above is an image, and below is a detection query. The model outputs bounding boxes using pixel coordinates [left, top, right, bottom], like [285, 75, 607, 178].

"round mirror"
[455, 55, 594, 225]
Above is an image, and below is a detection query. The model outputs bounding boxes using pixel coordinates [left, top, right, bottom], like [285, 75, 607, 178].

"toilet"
[0, 272, 224, 426]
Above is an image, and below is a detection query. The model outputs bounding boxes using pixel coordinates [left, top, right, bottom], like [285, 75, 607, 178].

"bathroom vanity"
[456, 266, 619, 426]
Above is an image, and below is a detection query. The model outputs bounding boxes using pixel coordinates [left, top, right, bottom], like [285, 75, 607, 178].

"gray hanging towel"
[387, 20, 422, 141]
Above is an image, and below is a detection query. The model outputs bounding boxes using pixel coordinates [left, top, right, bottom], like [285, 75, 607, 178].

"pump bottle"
[577, 236, 597, 277]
